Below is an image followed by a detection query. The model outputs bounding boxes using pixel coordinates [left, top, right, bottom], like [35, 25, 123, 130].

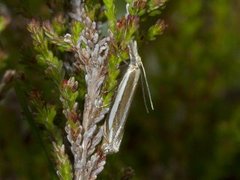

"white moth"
[102, 40, 154, 154]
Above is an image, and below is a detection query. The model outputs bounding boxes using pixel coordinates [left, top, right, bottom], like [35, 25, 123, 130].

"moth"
[102, 40, 154, 154]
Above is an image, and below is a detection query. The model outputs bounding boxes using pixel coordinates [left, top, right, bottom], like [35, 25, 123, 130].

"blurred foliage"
[1, 0, 240, 179]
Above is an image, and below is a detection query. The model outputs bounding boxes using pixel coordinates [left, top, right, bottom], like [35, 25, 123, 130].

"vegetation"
[1, 0, 240, 179]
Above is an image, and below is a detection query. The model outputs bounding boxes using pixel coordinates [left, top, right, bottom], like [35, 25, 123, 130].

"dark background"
[1, 0, 240, 179]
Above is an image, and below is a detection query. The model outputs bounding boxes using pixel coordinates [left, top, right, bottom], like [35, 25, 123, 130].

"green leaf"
[103, 0, 117, 32]
[147, 19, 165, 40]
[71, 21, 84, 45]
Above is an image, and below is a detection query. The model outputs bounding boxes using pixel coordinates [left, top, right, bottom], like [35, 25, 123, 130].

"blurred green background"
[1, 0, 240, 179]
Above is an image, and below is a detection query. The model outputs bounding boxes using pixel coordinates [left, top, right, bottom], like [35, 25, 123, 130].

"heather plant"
[26, 0, 166, 179]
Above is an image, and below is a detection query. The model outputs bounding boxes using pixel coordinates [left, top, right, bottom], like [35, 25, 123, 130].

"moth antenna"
[139, 61, 154, 111]
[140, 72, 150, 113]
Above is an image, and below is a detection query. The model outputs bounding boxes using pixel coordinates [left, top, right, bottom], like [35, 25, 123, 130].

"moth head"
[128, 40, 142, 66]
